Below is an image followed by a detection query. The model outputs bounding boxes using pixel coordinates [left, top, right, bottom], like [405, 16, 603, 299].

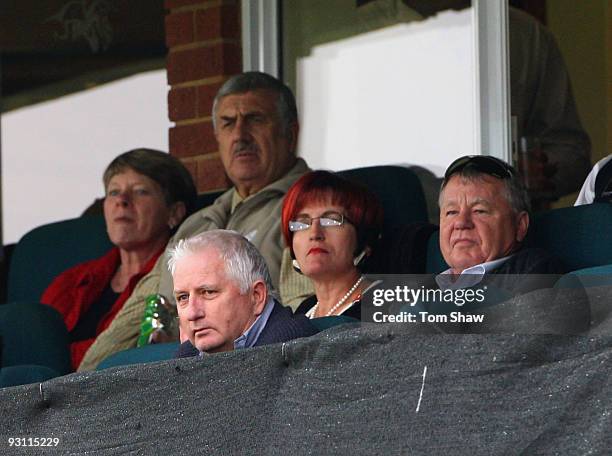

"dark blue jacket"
[176, 300, 318, 358]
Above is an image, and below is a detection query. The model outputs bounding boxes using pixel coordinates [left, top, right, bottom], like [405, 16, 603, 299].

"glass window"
[282, 0, 477, 176]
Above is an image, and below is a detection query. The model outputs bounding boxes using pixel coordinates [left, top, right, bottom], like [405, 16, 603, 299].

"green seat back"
[560, 264, 612, 287]
[7, 216, 112, 303]
[425, 203, 612, 273]
[525, 203, 612, 271]
[425, 230, 447, 273]
[338, 165, 429, 226]
[0, 365, 62, 388]
[0, 302, 71, 374]
[195, 190, 225, 211]
[97, 342, 180, 370]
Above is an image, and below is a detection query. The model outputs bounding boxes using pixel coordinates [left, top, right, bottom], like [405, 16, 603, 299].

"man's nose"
[233, 117, 251, 141]
[182, 297, 204, 321]
[454, 209, 474, 229]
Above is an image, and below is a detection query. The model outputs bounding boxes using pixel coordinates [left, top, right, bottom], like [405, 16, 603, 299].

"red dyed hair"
[281, 170, 384, 258]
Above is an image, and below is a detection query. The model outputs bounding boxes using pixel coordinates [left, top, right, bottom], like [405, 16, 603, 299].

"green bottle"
[137, 294, 177, 347]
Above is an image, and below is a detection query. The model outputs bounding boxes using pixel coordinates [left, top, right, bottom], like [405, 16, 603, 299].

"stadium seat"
[0, 302, 71, 386]
[425, 203, 612, 273]
[338, 165, 429, 226]
[6, 216, 112, 304]
[524, 203, 612, 271]
[425, 232, 448, 274]
[0, 365, 61, 388]
[195, 190, 225, 211]
[97, 342, 181, 370]
[563, 264, 612, 286]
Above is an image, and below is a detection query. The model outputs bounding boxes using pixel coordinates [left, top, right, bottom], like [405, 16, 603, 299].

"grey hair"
[167, 230, 276, 297]
[438, 166, 531, 215]
[211, 71, 298, 137]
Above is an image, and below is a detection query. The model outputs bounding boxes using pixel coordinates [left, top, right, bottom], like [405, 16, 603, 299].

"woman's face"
[291, 200, 359, 281]
[104, 168, 179, 251]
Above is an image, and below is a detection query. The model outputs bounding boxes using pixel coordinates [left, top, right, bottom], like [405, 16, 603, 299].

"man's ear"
[515, 211, 529, 243]
[251, 280, 268, 316]
[288, 122, 299, 154]
[168, 201, 187, 230]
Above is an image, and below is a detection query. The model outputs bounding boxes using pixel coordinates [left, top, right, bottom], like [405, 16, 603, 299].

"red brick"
[168, 86, 197, 121]
[167, 42, 242, 85]
[195, 4, 240, 41]
[196, 81, 224, 117]
[169, 121, 217, 158]
[165, 0, 208, 10]
[196, 156, 231, 191]
[180, 158, 198, 184]
[165, 11, 194, 48]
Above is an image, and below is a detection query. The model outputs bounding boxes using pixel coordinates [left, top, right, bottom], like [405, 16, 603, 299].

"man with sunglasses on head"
[437, 155, 565, 285]
[432, 155, 591, 334]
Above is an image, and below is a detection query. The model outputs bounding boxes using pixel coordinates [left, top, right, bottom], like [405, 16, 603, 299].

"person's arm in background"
[509, 8, 591, 202]
[402, 3, 592, 204]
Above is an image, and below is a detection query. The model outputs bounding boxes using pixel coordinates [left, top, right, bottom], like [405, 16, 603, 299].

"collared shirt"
[230, 187, 260, 214]
[229, 189, 258, 242]
[230, 188, 244, 213]
[198, 296, 276, 358]
[435, 255, 513, 290]
[234, 296, 275, 350]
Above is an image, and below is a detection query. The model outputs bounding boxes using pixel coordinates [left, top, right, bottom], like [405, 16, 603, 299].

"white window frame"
[472, 0, 511, 163]
[241, 0, 279, 77]
[242, 0, 511, 163]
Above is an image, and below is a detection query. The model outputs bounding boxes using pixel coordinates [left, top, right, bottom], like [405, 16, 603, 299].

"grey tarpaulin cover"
[1, 323, 611, 455]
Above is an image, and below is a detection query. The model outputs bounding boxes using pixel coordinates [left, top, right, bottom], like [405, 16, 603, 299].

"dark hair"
[440, 155, 531, 214]
[103, 148, 197, 215]
[212, 71, 298, 136]
[281, 171, 384, 260]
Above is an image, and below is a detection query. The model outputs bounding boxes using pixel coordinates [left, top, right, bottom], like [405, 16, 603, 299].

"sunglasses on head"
[444, 155, 515, 181]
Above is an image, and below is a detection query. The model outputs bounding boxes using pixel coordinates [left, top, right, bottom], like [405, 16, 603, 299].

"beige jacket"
[78, 158, 314, 371]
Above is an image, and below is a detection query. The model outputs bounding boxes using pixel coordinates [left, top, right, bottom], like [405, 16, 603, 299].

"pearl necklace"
[306, 275, 364, 319]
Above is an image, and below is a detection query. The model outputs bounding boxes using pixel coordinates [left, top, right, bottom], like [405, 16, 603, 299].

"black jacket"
[176, 300, 318, 358]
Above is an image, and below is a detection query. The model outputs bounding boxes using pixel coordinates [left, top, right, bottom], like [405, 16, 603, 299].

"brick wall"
[165, 0, 242, 193]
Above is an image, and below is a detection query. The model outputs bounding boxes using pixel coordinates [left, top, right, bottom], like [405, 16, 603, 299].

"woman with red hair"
[281, 170, 383, 319]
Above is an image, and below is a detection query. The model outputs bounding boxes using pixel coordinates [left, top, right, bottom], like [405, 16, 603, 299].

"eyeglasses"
[444, 155, 515, 180]
[288, 211, 351, 232]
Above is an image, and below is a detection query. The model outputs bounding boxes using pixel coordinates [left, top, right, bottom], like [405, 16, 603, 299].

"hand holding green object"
[137, 294, 177, 347]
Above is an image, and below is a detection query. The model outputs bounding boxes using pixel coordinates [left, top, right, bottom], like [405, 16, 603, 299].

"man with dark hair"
[78, 72, 313, 370]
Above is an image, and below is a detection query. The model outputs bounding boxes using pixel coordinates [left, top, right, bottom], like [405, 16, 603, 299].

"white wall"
[2, 69, 170, 244]
[296, 9, 475, 176]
